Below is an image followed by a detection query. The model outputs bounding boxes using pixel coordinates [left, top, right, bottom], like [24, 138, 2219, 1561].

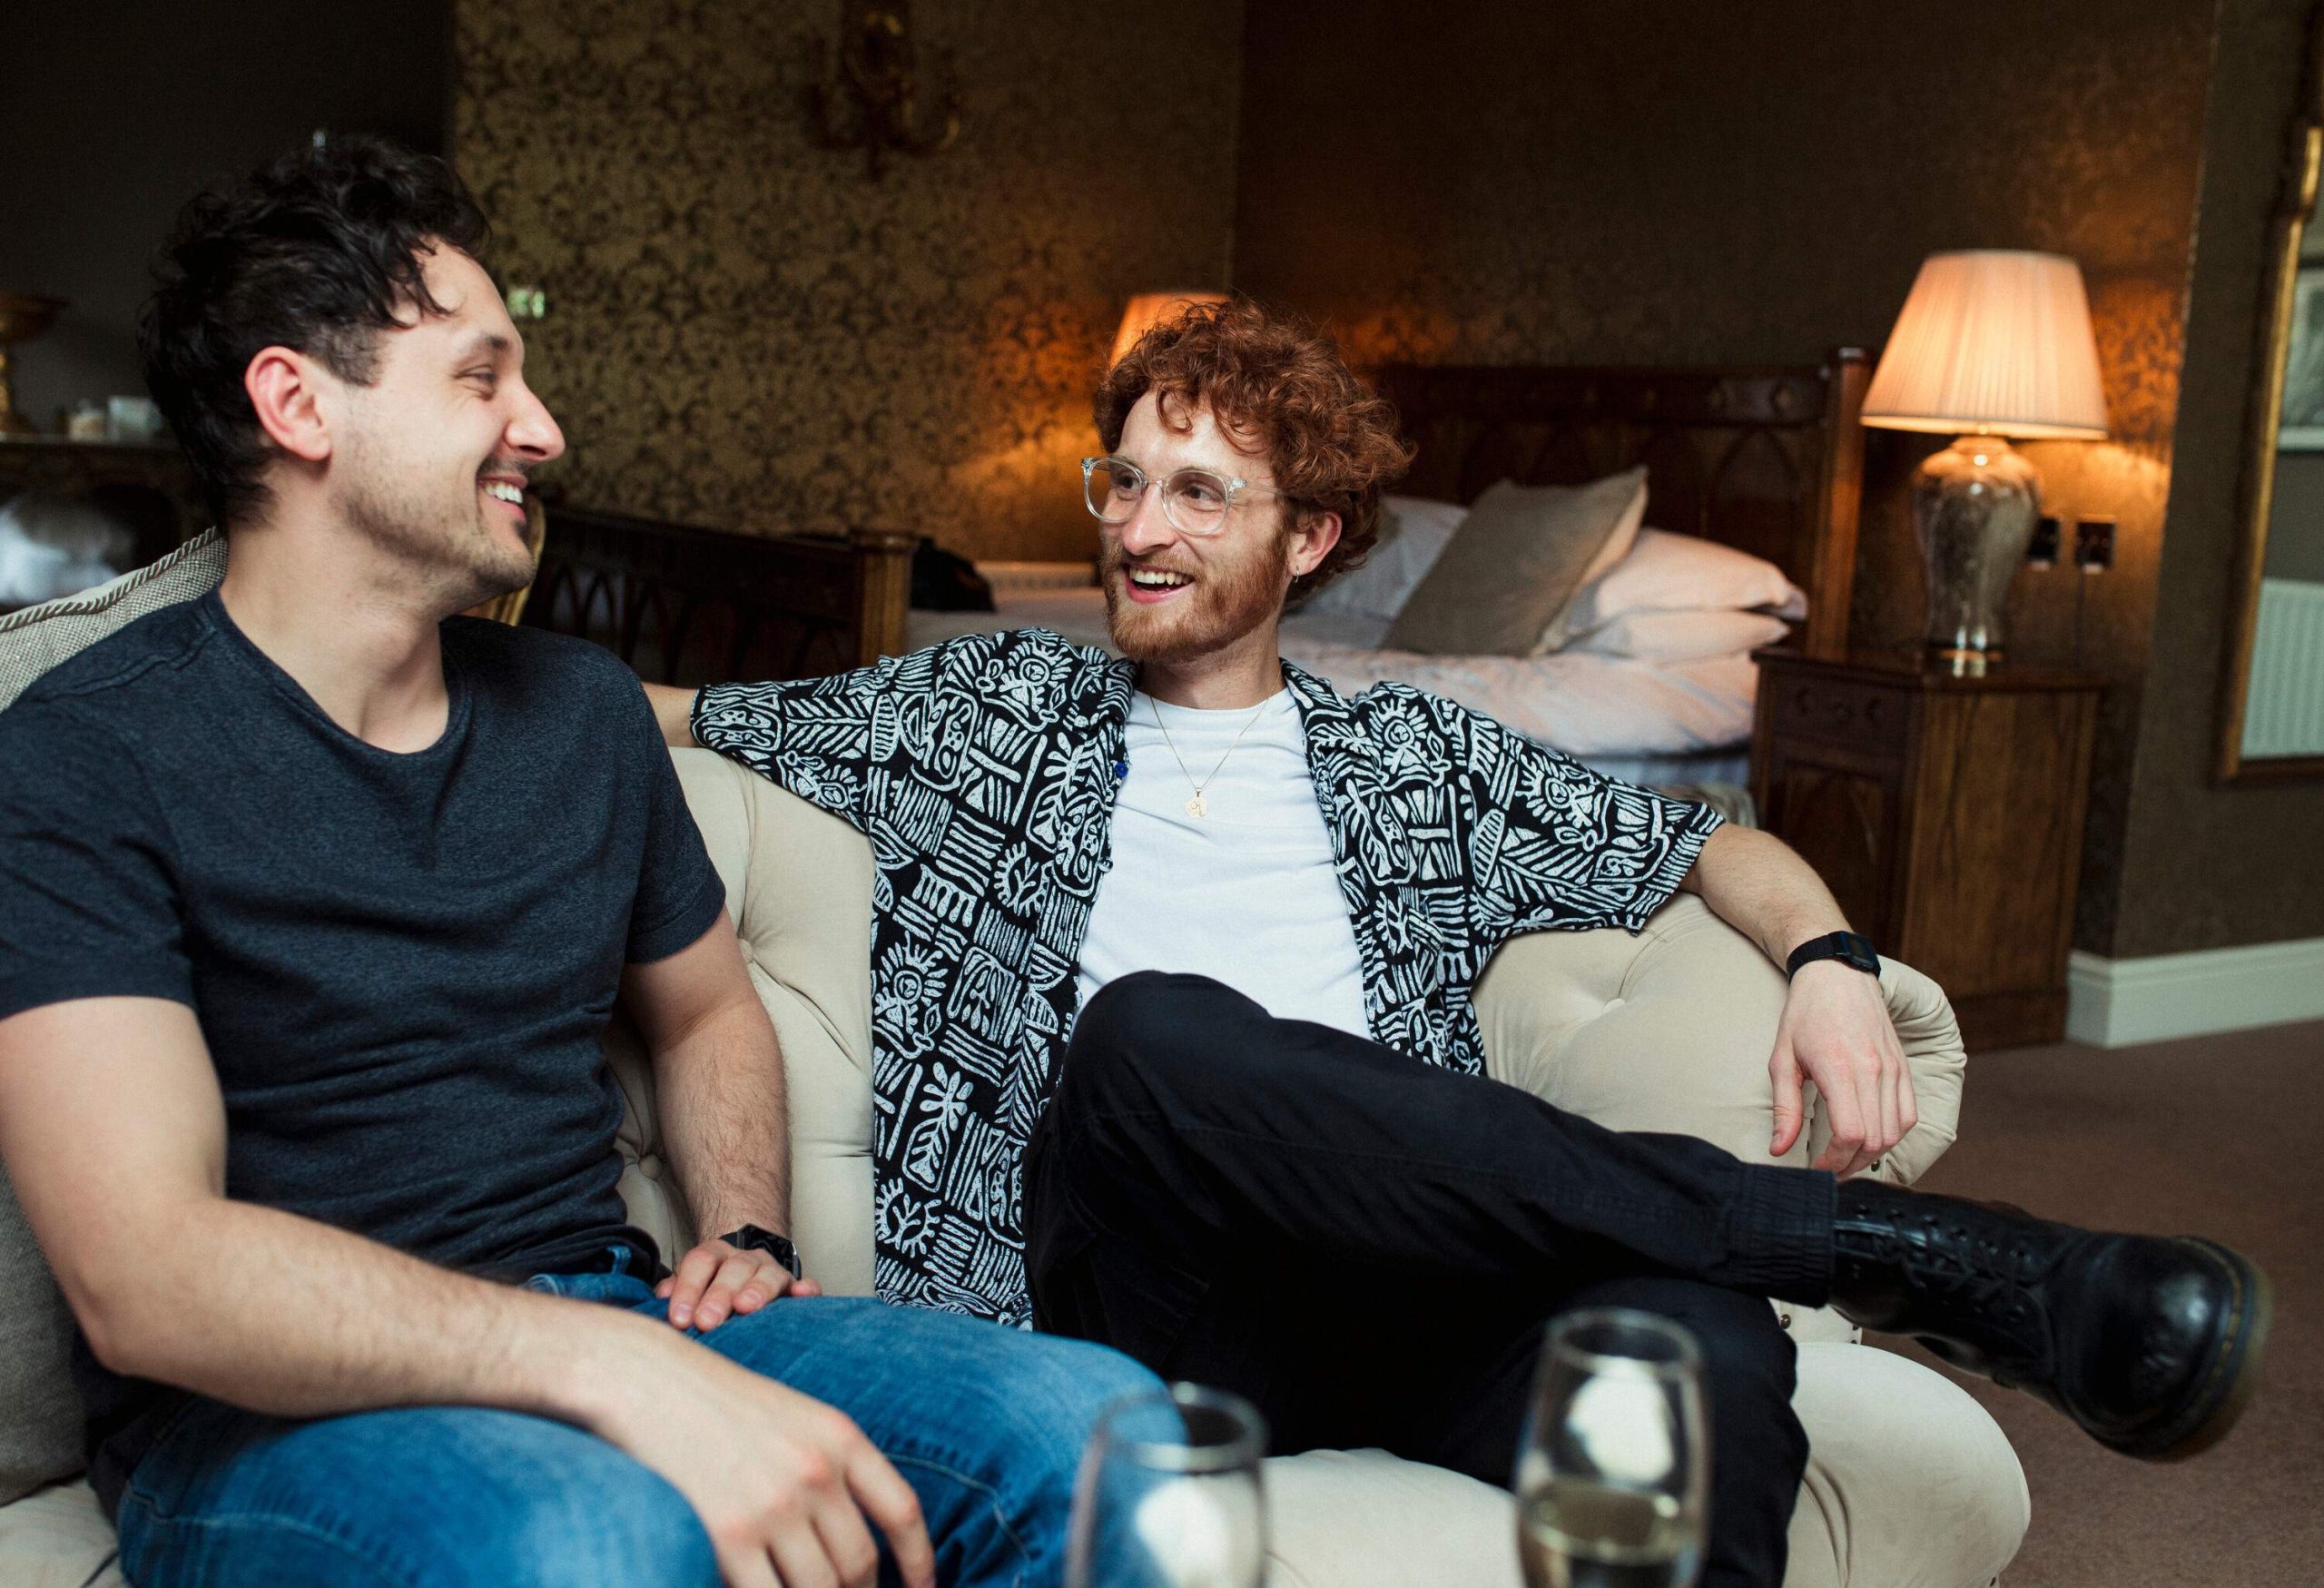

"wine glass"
[1065, 1382, 1268, 1588]
[1513, 1308, 1710, 1588]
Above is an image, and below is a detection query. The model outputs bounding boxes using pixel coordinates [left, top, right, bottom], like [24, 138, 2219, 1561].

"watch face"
[1837, 934, 1880, 972]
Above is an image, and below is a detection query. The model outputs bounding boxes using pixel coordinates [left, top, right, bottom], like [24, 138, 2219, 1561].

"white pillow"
[1567, 608, 1794, 663]
[1564, 528, 1808, 634]
[1301, 495, 1466, 622]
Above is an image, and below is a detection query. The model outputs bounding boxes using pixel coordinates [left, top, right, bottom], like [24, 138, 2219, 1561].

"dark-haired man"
[652, 299, 2270, 1588]
[0, 137, 1155, 1588]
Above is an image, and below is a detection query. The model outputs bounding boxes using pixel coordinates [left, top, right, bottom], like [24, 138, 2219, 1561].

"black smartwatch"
[720, 1224, 803, 1280]
[1785, 931, 1880, 980]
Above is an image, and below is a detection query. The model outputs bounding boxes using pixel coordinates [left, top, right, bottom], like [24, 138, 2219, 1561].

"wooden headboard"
[1371, 350, 1869, 658]
[524, 504, 913, 686]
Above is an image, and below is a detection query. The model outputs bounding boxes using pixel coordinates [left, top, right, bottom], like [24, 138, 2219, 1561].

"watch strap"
[720, 1223, 803, 1280]
[1785, 931, 1880, 980]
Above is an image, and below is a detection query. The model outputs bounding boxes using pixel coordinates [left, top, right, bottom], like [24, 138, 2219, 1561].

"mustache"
[1100, 544, 1197, 581]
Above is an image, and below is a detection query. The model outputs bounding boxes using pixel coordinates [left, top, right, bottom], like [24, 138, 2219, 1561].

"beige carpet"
[1878, 1019, 2322, 1588]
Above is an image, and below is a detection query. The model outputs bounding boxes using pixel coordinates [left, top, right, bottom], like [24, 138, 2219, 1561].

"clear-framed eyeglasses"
[1080, 456, 1283, 538]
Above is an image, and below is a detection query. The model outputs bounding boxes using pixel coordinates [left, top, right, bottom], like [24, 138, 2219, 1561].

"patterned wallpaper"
[1232, 0, 2220, 956]
[452, 0, 1243, 563]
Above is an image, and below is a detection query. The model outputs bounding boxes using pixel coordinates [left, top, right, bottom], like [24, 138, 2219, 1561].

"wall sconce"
[809, 2, 961, 180]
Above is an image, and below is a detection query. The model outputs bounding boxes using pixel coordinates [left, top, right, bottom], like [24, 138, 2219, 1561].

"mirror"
[2223, 22, 2324, 781]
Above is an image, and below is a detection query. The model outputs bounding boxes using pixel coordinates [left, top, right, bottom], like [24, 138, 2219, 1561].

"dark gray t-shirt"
[0, 589, 726, 1505]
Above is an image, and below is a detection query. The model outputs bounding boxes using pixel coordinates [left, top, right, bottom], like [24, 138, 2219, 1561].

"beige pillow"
[1382, 469, 1647, 656]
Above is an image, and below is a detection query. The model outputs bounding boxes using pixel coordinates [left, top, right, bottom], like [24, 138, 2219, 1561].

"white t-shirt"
[1077, 688, 1372, 1038]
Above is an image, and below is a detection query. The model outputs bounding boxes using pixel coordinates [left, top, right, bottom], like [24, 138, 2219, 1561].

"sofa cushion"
[0, 528, 226, 1504]
[658, 750, 880, 1295]
[0, 1478, 123, 1588]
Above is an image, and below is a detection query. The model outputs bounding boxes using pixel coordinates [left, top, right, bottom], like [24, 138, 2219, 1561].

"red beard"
[1099, 532, 1290, 663]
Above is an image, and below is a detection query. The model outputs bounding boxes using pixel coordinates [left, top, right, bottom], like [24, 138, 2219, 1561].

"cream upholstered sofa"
[640, 752, 2029, 1588]
[0, 733, 2031, 1588]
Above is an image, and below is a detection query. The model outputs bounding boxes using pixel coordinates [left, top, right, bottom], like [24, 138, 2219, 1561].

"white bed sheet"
[904, 589, 1761, 768]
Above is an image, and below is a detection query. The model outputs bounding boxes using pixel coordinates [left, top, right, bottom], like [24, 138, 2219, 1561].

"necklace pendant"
[1185, 793, 1208, 819]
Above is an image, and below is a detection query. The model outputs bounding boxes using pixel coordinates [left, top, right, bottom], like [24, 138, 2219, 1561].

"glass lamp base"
[1914, 434, 2040, 672]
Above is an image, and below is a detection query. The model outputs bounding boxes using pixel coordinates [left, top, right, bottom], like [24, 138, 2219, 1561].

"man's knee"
[456, 1460, 714, 1588]
[1065, 971, 1252, 1107]
[968, 1331, 1167, 1494]
[880, 1327, 1162, 1583]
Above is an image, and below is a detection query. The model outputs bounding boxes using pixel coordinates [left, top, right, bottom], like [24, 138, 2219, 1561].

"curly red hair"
[1094, 298, 1413, 602]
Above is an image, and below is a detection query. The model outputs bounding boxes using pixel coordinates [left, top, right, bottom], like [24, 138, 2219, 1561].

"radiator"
[2245, 577, 2324, 757]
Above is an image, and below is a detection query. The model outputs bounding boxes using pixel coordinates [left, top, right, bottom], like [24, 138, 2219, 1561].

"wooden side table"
[1748, 648, 2103, 1050]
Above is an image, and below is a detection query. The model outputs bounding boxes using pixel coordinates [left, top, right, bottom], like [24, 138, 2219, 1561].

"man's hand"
[655, 1235, 822, 1331]
[596, 1332, 934, 1588]
[1768, 961, 1918, 1176]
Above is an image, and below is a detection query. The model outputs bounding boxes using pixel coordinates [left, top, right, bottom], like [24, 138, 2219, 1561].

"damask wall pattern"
[452, 0, 1243, 563]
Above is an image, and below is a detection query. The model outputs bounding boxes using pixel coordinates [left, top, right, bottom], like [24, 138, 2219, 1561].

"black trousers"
[1024, 972, 1839, 1588]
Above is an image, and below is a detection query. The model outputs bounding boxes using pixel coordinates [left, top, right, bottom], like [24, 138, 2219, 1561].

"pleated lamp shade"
[1861, 252, 2109, 440]
[1112, 291, 1229, 364]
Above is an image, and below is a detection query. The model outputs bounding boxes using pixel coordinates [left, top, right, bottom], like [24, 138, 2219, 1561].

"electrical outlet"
[2028, 515, 2062, 567]
[2074, 517, 2116, 572]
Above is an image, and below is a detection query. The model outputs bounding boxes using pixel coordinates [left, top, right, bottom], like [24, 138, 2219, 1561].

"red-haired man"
[650, 301, 2265, 1588]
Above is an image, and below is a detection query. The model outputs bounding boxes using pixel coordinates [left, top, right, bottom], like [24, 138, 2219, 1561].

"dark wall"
[2112, 0, 2324, 956]
[0, 0, 451, 432]
[1232, 0, 2221, 956]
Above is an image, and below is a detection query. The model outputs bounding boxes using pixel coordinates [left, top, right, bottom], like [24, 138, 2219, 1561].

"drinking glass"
[1513, 1308, 1711, 1588]
[1064, 1382, 1268, 1588]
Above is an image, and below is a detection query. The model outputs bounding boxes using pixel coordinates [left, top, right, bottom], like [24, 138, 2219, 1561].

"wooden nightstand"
[1748, 649, 2103, 1050]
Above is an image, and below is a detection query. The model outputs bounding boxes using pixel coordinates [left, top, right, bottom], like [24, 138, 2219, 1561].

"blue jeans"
[113, 1251, 1160, 1588]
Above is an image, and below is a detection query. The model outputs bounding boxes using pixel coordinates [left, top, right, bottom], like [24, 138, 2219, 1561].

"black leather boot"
[1827, 1179, 2271, 1461]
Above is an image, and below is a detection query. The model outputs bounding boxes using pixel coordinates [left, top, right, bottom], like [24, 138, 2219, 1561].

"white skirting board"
[2066, 936, 2324, 1047]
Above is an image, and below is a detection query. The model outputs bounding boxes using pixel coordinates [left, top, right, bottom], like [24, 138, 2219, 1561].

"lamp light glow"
[1861, 251, 2109, 440]
[1111, 291, 1229, 365]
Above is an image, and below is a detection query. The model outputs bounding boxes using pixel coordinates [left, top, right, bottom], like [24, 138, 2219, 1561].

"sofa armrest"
[1472, 893, 1963, 1186]
[1474, 896, 1965, 1344]
[1851, 956, 1963, 1188]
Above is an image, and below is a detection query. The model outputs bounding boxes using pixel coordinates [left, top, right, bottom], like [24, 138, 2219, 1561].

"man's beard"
[338, 438, 536, 613]
[1100, 532, 1289, 664]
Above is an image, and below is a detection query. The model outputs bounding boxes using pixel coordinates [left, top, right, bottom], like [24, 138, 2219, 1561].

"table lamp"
[1860, 251, 2109, 670]
[1112, 291, 1228, 365]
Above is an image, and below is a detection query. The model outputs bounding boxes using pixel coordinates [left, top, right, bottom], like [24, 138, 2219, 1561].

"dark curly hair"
[138, 135, 492, 528]
[1094, 298, 1413, 603]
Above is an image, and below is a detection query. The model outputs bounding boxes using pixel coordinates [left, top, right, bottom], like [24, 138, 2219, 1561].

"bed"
[909, 351, 1871, 790]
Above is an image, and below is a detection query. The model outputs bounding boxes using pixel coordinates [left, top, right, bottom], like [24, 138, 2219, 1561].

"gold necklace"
[1147, 695, 1270, 819]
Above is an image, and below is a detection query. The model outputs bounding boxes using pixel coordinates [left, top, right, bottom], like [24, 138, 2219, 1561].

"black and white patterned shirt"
[693, 628, 1721, 1324]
